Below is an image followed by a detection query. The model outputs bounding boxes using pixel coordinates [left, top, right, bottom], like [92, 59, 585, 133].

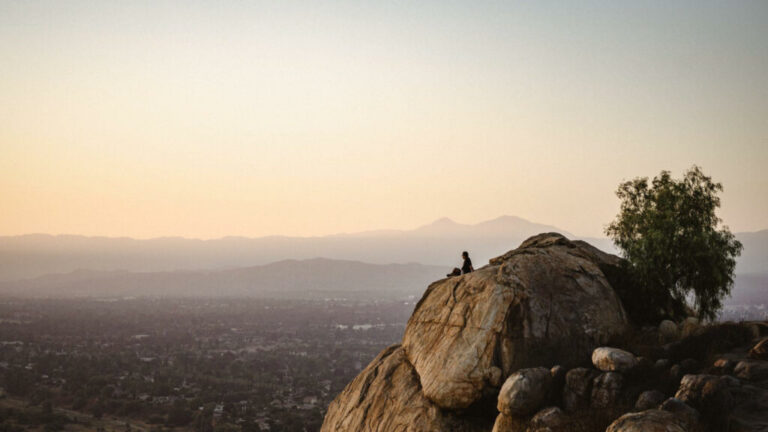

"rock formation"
[401, 233, 629, 409]
[321, 232, 768, 432]
[321, 233, 629, 431]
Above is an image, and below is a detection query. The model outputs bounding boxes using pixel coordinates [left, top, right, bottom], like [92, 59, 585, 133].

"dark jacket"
[462, 257, 473, 274]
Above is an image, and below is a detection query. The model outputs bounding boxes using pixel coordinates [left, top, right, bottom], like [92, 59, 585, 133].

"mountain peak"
[429, 217, 460, 226]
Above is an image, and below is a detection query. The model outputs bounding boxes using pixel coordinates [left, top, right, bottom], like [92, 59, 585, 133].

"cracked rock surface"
[402, 233, 629, 409]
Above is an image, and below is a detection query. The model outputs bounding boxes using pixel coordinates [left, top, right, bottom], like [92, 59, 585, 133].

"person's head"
[462, 251, 469, 259]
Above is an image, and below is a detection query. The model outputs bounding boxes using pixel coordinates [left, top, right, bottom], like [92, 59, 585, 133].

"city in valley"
[0, 297, 414, 432]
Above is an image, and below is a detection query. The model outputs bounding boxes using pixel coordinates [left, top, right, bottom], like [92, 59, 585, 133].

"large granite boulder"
[402, 233, 629, 409]
[320, 345, 483, 432]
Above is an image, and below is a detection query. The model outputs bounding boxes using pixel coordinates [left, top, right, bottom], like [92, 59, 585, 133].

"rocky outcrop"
[402, 233, 629, 409]
[321, 233, 629, 431]
[322, 233, 768, 432]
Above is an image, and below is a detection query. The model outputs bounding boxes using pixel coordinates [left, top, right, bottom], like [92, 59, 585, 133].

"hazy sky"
[1, 1, 767, 239]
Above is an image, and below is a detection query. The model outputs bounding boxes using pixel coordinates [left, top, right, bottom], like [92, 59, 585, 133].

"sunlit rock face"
[402, 233, 629, 409]
[319, 345, 486, 432]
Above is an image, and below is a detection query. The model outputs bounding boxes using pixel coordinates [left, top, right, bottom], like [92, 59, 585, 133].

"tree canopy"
[605, 166, 742, 321]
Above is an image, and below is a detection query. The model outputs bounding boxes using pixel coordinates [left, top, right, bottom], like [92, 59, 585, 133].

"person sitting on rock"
[461, 251, 474, 274]
[446, 267, 462, 277]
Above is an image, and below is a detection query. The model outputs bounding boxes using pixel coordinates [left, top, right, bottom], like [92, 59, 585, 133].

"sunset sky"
[2, 1, 767, 239]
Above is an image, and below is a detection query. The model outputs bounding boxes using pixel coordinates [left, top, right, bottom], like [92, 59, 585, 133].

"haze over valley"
[2, 215, 766, 307]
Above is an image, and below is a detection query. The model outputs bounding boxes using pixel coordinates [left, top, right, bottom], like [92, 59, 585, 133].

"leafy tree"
[605, 166, 742, 321]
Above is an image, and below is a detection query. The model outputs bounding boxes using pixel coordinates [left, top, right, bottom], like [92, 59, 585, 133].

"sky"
[1, 0, 767, 239]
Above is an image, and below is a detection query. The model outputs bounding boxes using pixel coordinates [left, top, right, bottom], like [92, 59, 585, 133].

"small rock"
[719, 375, 740, 388]
[654, 358, 670, 370]
[734, 359, 768, 381]
[528, 406, 567, 431]
[550, 365, 564, 381]
[660, 397, 702, 430]
[681, 317, 700, 338]
[634, 390, 665, 411]
[549, 365, 565, 403]
[669, 364, 683, 381]
[562, 368, 599, 412]
[659, 320, 679, 342]
[592, 347, 639, 373]
[713, 358, 735, 373]
[606, 409, 688, 432]
[591, 372, 623, 408]
[680, 358, 699, 373]
[675, 374, 733, 430]
[486, 366, 503, 387]
[635, 356, 652, 373]
[749, 337, 768, 360]
[497, 367, 552, 416]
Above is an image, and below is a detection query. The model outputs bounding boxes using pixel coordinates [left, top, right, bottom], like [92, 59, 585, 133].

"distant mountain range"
[0, 215, 765, 302]
[0, 258, 444, 300]
[0, 216, 567, 281]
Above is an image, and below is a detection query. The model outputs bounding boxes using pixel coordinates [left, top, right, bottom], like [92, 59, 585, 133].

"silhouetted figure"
[461, 251, 474, 274]
[446, 267, 462, 277]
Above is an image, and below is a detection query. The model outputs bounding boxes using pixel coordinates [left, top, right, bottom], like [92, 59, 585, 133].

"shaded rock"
[719, 375, 740, 388]
[592, 347, 639, 373]
[670, 364, 684, 381]
[591, 371, 623, 408]
[491, 413, 526, 432]
[680, 358, 699, 374]
[681, 317, 701, 338]
[734, 359, 768, 381]
[486, 366, 503, 388]
[713, 357, 736, 373]
[660, 397, 703, 431]
[549, 365, 565, 401]
[675, 374, 733, 430]
[606, 409, 689, 432]
[562, 367, 600, 412]
[636, 356, 652, 373]
[728, 380, 768, 432]
[654, 358, 671, 370]
[493, 407, 570, 432]
[320, 345, 482, 432]
[528, 407, 567, 432]
[749, 337, 768, 360]
[497, 367, 552, 416]
[550, 365, 565, 382]
[634, 390, 665, 411]
[659, 319, 679, 342]
[402, 233, 628, 409]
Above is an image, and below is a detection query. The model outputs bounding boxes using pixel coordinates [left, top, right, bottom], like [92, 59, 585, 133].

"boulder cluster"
[320, 233, 768, 432]
[492, 332, 768, 432]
